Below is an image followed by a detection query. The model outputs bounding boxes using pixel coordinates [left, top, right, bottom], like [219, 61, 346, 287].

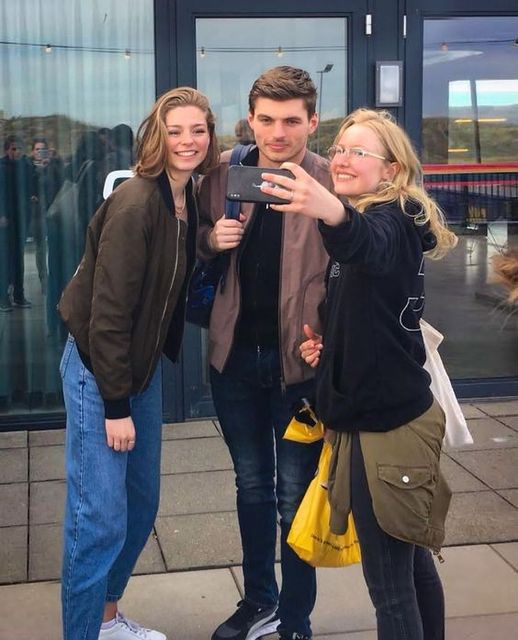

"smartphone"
[226, 165, 294, 204]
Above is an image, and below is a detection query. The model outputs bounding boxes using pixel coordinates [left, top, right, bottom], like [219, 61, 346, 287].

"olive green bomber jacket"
[327, 400, 452, 553]
[58, 173, 197, 418]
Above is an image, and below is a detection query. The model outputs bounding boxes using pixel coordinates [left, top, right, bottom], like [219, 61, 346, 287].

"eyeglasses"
[327, 145, 387, 161]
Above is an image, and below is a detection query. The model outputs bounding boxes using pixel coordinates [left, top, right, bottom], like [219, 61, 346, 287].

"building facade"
[0, 0, 517, 430]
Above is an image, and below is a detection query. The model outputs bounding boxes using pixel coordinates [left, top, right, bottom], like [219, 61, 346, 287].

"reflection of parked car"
[423, 162, 518, 227]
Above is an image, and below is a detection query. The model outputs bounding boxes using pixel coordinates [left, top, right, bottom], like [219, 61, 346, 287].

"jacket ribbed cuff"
[103, 397, 131, 420]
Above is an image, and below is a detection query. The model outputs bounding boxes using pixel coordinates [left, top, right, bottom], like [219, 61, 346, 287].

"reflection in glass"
[0, 0, 154, 418]
[185, 16, 348, 419]
[421, 16, 518, 381]
[195, 17, 347, 154]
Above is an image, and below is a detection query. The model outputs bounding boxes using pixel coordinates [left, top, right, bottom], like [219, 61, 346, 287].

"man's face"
[248, 97, 318, 168]
[32, 142, 48, 162]
[6, 143, 20, 161]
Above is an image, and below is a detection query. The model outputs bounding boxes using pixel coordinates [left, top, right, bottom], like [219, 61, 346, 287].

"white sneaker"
[99, 612, 167, 640]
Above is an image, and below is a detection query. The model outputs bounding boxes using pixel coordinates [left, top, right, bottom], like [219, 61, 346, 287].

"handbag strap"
[225, 144, 255, 219]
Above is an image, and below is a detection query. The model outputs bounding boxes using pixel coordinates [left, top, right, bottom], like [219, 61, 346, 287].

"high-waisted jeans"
[60, 337, 163, 640]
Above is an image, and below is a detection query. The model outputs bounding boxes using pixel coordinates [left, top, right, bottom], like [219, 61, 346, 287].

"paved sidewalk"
[1, 399, 518, 638]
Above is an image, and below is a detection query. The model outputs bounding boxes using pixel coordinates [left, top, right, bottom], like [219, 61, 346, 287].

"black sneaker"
[0, 298, 13, 312]
[12, 297, 32, 308]
[212, 600, 279, 640]
[279, 634, 311, 640]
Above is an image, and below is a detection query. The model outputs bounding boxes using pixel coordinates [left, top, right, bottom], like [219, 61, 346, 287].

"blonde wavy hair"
[334, 108, 457, 259]
[134, 87, 219, 178]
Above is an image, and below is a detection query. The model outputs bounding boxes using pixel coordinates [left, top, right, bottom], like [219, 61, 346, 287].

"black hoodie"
[315, 199, 436, 432]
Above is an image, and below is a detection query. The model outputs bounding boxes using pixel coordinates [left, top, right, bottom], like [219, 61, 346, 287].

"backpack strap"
[225, 144, 255, 220]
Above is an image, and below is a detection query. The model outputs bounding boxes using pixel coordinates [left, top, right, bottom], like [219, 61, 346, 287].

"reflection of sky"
[422, 16, 518, 117]
[196, 18, 348, 135]
[0, 0, 155, 130]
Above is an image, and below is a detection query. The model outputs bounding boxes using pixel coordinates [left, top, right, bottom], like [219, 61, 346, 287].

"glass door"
[170, 0, 369, 420]
[405, 1, 518, 396]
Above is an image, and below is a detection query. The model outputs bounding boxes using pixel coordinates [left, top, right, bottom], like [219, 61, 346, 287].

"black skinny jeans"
[351, 433, 445, 640]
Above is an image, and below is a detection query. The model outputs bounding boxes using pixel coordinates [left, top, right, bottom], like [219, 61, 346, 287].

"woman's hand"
[209, 212, 247, 251]
[299, 323, 323, 368]
[260, 163, 348, 227]
[106, 417, 136, 452]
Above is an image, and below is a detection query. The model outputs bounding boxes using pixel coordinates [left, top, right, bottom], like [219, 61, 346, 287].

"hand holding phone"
[226, 165, 294, 204]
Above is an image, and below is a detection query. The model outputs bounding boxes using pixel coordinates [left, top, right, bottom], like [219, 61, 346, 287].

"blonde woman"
[261, 108, 457, 640]
[58, 87, 218, 640]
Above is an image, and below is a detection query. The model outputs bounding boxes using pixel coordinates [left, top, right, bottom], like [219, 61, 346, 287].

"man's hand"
[299, 323, 323, 368]
[209, 212, 247, 251]
[106, 417, 136, 452]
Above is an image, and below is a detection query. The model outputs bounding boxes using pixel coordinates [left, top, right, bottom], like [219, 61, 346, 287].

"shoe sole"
[246, 617, 280, 640]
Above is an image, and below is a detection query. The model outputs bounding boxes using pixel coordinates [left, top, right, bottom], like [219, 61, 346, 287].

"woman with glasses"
[260, 108, 457, 640]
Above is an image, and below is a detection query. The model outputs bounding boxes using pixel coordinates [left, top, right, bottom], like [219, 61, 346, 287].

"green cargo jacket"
[327, 400, 451, 553]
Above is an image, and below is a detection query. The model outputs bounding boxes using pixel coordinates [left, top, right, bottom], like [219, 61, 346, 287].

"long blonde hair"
[135, 87, 219, 178]
[334, 108, 457, 259]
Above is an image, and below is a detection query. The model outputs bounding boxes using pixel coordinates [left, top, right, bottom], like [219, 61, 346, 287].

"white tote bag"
[420, 319, 473, 447]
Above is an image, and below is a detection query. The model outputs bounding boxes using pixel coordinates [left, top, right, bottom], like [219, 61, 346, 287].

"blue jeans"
[210, 345, 322, 638]
[60, 337, 163, 640]
[351, 433, 445, 640]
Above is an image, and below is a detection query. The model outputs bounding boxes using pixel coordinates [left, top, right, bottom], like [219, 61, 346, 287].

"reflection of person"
[58, 87, 218, 640]
[262, 108, 457, 640]
[31, 137, 65, 295]
[234, 118, 255, 145]
[198, 66, 331, 640]
[0, 135, 36, 311]
[109, 123, 135, 170]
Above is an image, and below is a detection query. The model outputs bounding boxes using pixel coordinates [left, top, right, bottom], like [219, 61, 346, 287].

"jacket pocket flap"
[378, 465, 432, 489]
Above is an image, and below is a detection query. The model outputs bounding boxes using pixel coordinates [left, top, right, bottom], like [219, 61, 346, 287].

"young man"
[197, 66, 331, 640]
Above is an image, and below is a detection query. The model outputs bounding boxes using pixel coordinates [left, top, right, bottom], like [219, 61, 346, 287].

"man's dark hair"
[4, 135, 21, 152]
[248, 66, 317, 117]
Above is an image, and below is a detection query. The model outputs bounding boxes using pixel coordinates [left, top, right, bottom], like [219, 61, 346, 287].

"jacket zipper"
[221, 202, 259, 371]
[139, 220, 181, 393]
[278, 213, 286, 395]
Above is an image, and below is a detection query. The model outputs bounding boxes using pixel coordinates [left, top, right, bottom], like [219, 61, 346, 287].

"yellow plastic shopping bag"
[288, 442, 361, 568]
[283, 398, 325, 443]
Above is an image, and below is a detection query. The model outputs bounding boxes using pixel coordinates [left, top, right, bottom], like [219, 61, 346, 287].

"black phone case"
[226, 165, 294, 204]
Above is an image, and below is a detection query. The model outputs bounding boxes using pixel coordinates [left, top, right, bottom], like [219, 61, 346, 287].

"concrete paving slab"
[29, 523, 165, 581]
[160, 437, 233, 475]
[29, 522, 62, 581]
[460, 404, 487, 419]
[444, 613, 518, 640]
[162, 420, 220, 440]
[29, 428, 65, 446]
[491, 542, 518, 571]
[0, 482, 27, 526]
[0, 525, 27, 583]
[444, 492, 518, 545]
[0, 430, 27, 448]
[440, 455, 487, 492]
[121, 570, 242, 640]
[314, 633, 375, 639]
[133, 530, 167, 575]
[158, 469, 236, 516]
[456, 417, 518, 450]
[474, 400, 518, 417]
[449, 448, 518, 489]
[0, 579, 61, 640]
[0, 447, 28, 483]
[29, 444, 65, 481]
[440, 545, 518, 616]
[312, 565, 376, 635]
[30, 479, 65, 524]
[155, 512, 243, 570]
[498, 414, 518, 432]
[497, 488, 518, 508]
